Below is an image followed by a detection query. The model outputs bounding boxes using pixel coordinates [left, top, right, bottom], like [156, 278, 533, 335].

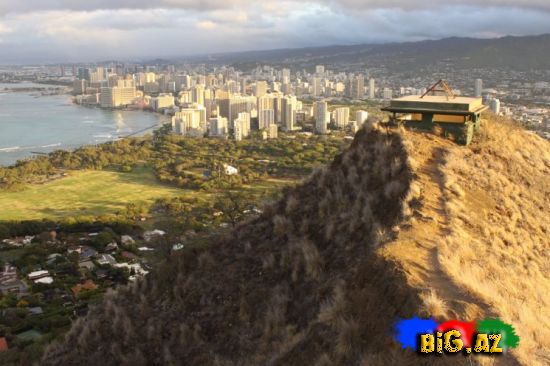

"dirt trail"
[378, 132, 489, 320]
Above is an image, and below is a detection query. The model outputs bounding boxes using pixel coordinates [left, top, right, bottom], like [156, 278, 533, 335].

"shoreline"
[0, 92, 167, 167]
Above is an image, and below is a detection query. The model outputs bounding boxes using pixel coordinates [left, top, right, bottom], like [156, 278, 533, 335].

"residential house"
[67, 245, 97, 262]
[28, 306, 43, 315]
[28, 270, 53, 284]
[96, 254, 116, 266]
[78, 260, 96, 271]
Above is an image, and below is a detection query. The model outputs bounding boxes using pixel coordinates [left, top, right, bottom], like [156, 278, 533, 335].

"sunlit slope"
[382, 118, 549, 366]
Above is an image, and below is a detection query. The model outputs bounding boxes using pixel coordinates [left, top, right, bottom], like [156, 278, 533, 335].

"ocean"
[0, 82, 167, 167]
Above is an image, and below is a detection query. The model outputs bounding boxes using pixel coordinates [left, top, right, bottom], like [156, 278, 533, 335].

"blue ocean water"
[0, 82, 166, 166]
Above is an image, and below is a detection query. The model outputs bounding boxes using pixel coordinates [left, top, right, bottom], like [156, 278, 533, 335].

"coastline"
[0, 84, 167, 167]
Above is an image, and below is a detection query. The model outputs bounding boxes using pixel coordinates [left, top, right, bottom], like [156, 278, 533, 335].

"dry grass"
[419, 290, 448, 319]
[437, 116, 550, 366]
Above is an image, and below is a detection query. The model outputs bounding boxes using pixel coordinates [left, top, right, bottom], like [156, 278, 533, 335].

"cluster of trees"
[150, 183, 269, 237]
[0, 217, 142, 241]
[0, 138, 152, 191]
[0, 157, 54, 190]
[0, 126, 347, 193]
[152, 132, 345, 190]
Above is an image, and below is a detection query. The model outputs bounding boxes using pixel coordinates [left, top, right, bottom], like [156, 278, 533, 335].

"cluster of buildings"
[7, 60, 546, 140]
[0, 229, 168, 353]
[71, 64, 373, 140]
[0, 231, 159, 301]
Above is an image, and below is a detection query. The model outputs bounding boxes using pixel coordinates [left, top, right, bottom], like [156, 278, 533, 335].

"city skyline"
[1, 0, 550, 63]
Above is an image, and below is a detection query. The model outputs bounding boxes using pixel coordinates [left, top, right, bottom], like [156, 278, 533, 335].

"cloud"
[0, 1, 548, 63]
[0, 22, 11, 33]
[2, 0, 550, 13]
[322, 0, 550, 12]
[0, 0, 242, 14]
[196, 20, 218, 30]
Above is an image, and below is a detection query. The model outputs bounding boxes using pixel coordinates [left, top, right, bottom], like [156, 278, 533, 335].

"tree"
[213, 187, 254, 228]
[16, 299, 29, 308]
[92, 231, 117, 252]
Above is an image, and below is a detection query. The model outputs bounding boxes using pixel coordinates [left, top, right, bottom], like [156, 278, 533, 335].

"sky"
[0, 0, 549, 63]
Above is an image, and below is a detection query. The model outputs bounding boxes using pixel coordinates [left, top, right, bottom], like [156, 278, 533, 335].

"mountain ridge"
[177, 34, 550, 71]
[41, 119, 550, 365]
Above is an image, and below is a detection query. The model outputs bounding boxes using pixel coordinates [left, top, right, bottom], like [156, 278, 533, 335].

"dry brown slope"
[379, 131, 492, 318]
[438, 119, 550, 366]
[381, 120, 549, 366]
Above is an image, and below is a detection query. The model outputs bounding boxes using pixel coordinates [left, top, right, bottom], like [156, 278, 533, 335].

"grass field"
[0, 166, 299, 222]
[0, 166, 184, 221]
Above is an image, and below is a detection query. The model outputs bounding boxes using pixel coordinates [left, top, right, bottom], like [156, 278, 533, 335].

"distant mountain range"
[183, 34, 550, 71]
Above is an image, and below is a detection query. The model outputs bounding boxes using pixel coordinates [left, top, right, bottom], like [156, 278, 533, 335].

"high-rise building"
[281, 68, 291, 82]
[99, 87, 114, 108]
[383, 88, 393, 100]
[144, 82, 160, 94]
[234, 121, 244, 141]
[167, 81, 176, 93]
[314, 101, 329, 134]
[150, 94, 175, 111]
[216, 90, 231, 120]
[268, 124, 278, 139]
[203, 88, 216, 118]
[281, 83, 292, 95]
[233, 112, 251, 141]
[209, 116, 228, 137]
[196, 75, 206, 86]
[315, 65, 325, 75]
[175, 74, 191, 91]
[255, 81, 268, 98]
[227, 94, 256, 126]
[334, 107, 350, 129]
[107, 74, 119, 87]
[73, 79, 87, 95]
[77, 67, 90, 81]
[99, 80, 136, 108]
[226, 80, 239, 94]
[240, 78, 248, 95]
[475, 79, 483, 98]
[281, 95, 297, 131]
[258, 109, 275, 130]
[352, 75, 365, 99]
[138, 72, 156, 86]
[172, 106, 206, 137]
[192, 85, 205, 106]
[258, 93, 282, 128]
[356, 110, 369, 126]
[312, 77, 322, 97]
[178, 91, 192, 104]
[369, 78, 376, 99]
[93, 67, 106, 82]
